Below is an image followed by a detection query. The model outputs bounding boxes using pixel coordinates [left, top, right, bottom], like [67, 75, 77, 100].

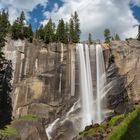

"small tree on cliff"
[88, 33, 92, 44]
[104, 29, 111, 43]
[73, 11, 81, 43]
[115, 34, 120, 41]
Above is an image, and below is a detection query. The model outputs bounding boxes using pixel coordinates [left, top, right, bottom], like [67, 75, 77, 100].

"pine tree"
[0, 60, 12, 128]
[0, 10, 10, 57]
[52, 22, 56, 42]
[28, 24, 33, 42]
[0, 11, 12, 128]
[138, 25, 140, 41]
[56, 19, 66, 43]
[88, 33, 92, 44]
[11, 11, 33, 41]
[1, 10, 10, 35]
[20, 11, 25, 25]
[65, 22, 69, 44]
[44, 18, 54, 44]
[11, 19, 23, 40]
[69, 16, 74, 43]
[73, 11, 81, 43]
[104, 29, 111, 43]
[36, 25, 44, 40]
[115, 34, 120, 41]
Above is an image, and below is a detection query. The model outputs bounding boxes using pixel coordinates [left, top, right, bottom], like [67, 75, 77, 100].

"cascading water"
[77, 43, 107, 129]
[77, 44, 95, 129]
[96, 44, 106, 123]
[46, 43, 107, 139]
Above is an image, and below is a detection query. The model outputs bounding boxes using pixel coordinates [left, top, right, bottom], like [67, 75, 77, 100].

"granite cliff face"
[110, 40, 140, 102]
[105, 40, 140, 114]
[4, 38, 79, 140]
[3, 38, 140, 140]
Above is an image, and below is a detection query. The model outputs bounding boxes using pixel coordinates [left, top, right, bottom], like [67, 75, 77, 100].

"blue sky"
[0, 0, 140, 40]
[28, 0, 63, 30]
[131, 5, 140, 22]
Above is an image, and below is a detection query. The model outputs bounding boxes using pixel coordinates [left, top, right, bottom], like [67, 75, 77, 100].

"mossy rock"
[106, 105, 140, 140]
[108, 114, 124, 127]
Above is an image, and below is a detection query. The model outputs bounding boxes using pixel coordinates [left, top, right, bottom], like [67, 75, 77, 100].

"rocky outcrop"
[0, 119, 48, 140]
[12, 119, 48, 140]
[110, 40, 140, 102]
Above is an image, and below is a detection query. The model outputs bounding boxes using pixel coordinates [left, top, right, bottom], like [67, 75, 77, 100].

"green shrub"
[106, 105, 140, 140]
[0, 126, 18, 136]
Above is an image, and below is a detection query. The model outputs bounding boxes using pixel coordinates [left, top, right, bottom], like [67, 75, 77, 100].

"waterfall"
[46, 118, 60, 140]
[45, 43, 107, 138]
[77, 44, 95, 129]
[96, 44, 106, 123]
[77, 43, 107, 129]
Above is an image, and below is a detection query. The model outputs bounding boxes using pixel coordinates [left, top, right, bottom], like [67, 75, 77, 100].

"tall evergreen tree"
[0, 10, 10, 57]
[23, 24, 33, 42]
[56, 19, 66, 43]
[11, 19, 23, 40]
[65, 22, 69, 44]
[0, 60, 13, 128]
[20, 11, 25, 25]
[104, 29, 111, 43]
[52, 22, 56, 42]
[1, 10, 10, 35]
[69, 16, 74, 43]
[0, 11, 12, 128]
[11, 11, 33, 41]
[35, 25, 44, 40]
[44, 18, 54, 44]
[73, 11, 81, 43]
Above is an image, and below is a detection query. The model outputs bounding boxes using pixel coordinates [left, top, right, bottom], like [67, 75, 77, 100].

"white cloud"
[42, 0, 139, 41]
[131, 0, 140, 6]
[0, 0, 48, 23]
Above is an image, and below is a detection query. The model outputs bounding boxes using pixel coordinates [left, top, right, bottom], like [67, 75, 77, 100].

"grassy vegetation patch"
[0, 126, 18, 136]
[79, 124, 106, 137]
[106, 105, 140, 140]
[79, 128, 96, 137]
[17, 115, 38, 121]
[108, 114, 124, 127]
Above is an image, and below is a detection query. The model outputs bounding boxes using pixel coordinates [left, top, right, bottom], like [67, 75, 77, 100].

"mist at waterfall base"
[77, 43, 107, 130]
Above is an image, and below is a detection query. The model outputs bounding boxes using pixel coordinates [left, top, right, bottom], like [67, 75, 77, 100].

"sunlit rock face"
[110, 40, 140, 102]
